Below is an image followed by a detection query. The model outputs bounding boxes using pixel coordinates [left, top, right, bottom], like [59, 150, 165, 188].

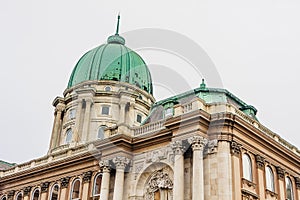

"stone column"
[256, 155, 265, 200]
[276, 167, 285, 200]
[60, 177, 71, 200]
[189, 136, 207, 200]
[231, 141, 242, 200]
[41, 182, 50, 200]
[100, 160, 111, 200]
[295, 177, 300, 199]
[172, 140, 184, 200]
[73, 100, 83, 142]
[23, 187, 31, 200]
[50, 104, 64, 149]
[112, 157, 130, 200]
[82, 99, 93, 142]
[82, 171, 92, 200]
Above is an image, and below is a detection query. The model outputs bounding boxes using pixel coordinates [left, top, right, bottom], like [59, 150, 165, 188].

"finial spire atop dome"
[107, 13, 125, 45]
[115, 13, 120, 35]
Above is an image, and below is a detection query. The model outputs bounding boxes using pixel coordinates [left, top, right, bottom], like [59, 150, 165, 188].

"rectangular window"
[69, 109, 76, 120]
[137, 114, 142, 123]
[164, 108, 173, 118]
[101, 106, 110, 115]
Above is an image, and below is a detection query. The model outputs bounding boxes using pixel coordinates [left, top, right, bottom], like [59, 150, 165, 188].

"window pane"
[93, 174, 102, 196]
[65, 129, 72, 144]
[71, 180, 80, 199]
[242, 154, 252, 181]
[286, 177, 294, 200]
[69, 109, 76, 120]
[32, 190, 40, 200]
[104, 86, 111, 91]
[101, 106, 109, 115]
[137, 114, 142, 123]
[1, 197, 7, 200]
[16, 194, 22, 200]
[164, 108, 173, 117]
[98, 126, 106, 139]
[50, 185, 59, 200]
[266, 166, 275, 192]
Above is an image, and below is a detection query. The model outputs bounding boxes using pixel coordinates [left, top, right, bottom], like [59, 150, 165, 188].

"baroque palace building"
[0, 16, 299, 200]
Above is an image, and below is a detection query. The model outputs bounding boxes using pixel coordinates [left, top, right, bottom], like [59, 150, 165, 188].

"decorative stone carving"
[145, 148, 169, 163]
[82, 171, 93, 183]
[60, 177, 70, 188]
[171, 140, 185, 155]
[144, 169, 173, 200]
[295, 177, 300, 189]
[230, 141, 242, 156]
[41, 182, 50, 193]
[112, 157, 130, 170]
[255, 155, 265, 169]
[276, 166, 284, 180]
[188, 136, 207, 151]
[23, 186, 32, 196]
[7, 191, 15, 200]
[204, 139, 218, 155]
[100, 160, 111, 173]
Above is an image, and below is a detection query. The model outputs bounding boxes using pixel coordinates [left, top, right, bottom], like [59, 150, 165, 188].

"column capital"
[255, 155, 265, 169]
[41, 182, 50, 193]
[23, 186, 32, 196]
[112, 157, 130, 170]
[188, 136, 207, 151]
[82, 171, 93, 183]
[7, 191, 15, 200]
[231, 141, 242, 156]
[100, 160, 111, 173]
[171, 140, 185, 155]
[294, 177, 300, 189]
[276, 166, 284, 180]
[60, 177, 70, 188]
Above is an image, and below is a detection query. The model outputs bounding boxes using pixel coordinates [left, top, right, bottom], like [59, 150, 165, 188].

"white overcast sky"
[0, 0, 299, 164]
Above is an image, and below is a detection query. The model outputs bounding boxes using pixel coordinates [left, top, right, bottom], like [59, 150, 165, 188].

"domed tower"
[48, 15, 155, 152]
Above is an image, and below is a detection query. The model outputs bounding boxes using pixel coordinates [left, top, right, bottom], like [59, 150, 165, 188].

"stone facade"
[0, 29, 299, 200]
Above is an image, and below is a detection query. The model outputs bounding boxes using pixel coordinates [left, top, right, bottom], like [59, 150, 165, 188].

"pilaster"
[230, 141, 242, 200]
[255, 155, 265, 200]
[171, 140, 184, 200]
[100, 160, 111, 200]
[82, 171, 92, 200]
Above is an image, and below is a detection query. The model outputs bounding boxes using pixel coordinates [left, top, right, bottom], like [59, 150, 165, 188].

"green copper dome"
[67, 16, 153, 94]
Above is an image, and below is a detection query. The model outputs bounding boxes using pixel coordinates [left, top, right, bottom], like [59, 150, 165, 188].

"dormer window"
[164, 107, 173, 118]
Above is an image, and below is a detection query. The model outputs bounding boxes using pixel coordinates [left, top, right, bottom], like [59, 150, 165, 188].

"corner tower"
[48, 15, 155, 152]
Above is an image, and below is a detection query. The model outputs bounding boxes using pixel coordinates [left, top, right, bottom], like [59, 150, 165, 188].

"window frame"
[242, 153, 253, 181]
[136, 114, 142, 123]
[30, 188, 40, 200]
[97, 126, 107, 140]
[101, 106, 110, 115]
[69, 109, 76, 120]
[164, 107, 174, 118]
[15, 192, 23, 200]
[1, 195, 7, 200]
[93, 173, 102, 197]
[70, 178, 81, 200]
[265, 166, 275, 192]
[49, 184, 60, 200]
[104, 86, 111, 92]
[65, 128, 73, 144]
[286, 176, 294, 200]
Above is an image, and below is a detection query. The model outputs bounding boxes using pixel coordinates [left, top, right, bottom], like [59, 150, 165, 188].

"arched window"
[266, 166, 275, 192]
[1, 195, 7, 200]
[65, 129, 73, 144]
[50, 184, 59, 200]
[15, 193, 22, 200]
[70, 179, 81, 200]
[242, 154, 252, 181]
[93, 174, 102, 196]
[286, 177, 294, 200]
[97, 126, 106, 139]
[31, 188, 40, 200]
